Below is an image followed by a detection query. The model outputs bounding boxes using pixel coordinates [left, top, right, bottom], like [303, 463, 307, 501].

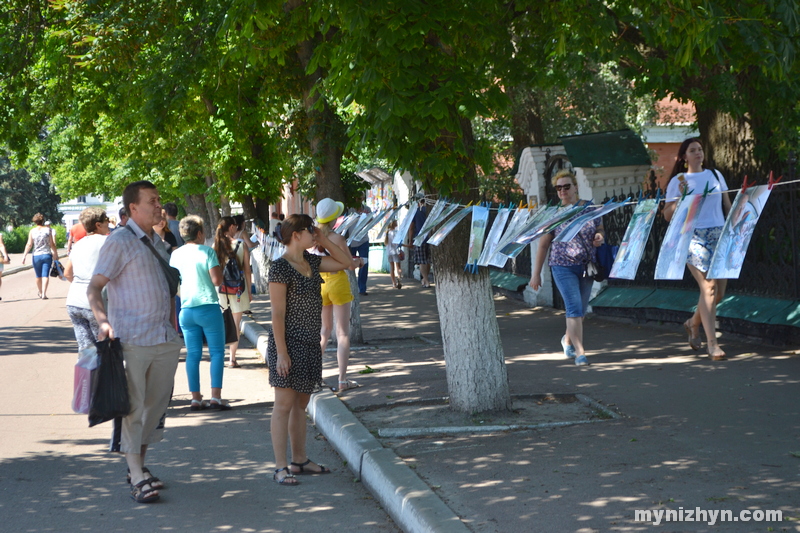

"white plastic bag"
[72, 345, 99, 414]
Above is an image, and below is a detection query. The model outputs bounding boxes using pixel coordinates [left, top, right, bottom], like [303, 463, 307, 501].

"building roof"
[559, 129, 651, 168]
[356, 167, 393, 185]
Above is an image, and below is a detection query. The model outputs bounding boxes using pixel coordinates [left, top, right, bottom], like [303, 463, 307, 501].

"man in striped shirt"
[88, 180, 183, 504]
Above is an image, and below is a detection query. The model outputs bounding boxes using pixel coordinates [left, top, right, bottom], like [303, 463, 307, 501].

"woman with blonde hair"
[22, 213, 59, 299]
[213, 216, 252, 368]
[315, 198, 363, 392]
[530, 170, 605, 366]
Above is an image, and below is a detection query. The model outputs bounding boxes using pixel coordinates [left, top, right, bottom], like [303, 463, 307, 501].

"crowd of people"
[5, 135, 734, 501]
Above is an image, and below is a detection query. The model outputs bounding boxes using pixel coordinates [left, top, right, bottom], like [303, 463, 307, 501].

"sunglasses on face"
[555, 184, 572, 191]
[306, 226, 316, 235]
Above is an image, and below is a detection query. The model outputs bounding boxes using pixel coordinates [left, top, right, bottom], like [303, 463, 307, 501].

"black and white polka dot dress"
[267, 252, 325, 394]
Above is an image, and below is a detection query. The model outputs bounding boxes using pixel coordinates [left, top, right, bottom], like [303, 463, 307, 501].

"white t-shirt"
[665, 169, 728, 229]
[66, 234, 108, 309]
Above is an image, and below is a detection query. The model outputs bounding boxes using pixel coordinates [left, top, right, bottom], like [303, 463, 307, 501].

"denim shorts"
[32, 254, 53, 278]
[551, 264, 593, 318]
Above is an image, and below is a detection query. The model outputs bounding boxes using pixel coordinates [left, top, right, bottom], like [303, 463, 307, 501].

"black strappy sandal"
[290, 458, 331, 475]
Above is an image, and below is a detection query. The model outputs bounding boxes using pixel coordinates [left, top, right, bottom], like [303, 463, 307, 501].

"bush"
[1, 225, 67, 253]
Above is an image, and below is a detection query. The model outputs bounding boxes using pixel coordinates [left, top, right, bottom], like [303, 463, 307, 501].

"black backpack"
[220, 242, 244, 295]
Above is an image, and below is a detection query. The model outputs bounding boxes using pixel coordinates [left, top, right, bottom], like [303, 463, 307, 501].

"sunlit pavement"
[0, 267, 399, 533]
[250, 272, 800, 533]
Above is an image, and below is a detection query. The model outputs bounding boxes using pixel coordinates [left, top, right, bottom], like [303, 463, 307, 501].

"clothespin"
[767, 171, 782, 190]
[701, 181, 713, 198]
[680, 184, 693, 201]
[740, 175, 756, 193]
[465, 201, 473, 207]
[655, 188, 662, 203]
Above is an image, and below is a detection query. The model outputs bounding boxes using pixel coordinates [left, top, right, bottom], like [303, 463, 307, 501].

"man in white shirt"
[88, 180, 182, 504]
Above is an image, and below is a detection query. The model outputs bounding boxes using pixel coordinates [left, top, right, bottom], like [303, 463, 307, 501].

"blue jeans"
[179, 304, 225, 392]
[32, 254, 52, 278]
[551, 265, 593, 318]
[349, 241, 370, 294]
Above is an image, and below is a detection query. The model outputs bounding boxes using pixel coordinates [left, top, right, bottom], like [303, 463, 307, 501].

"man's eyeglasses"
[555, 184, 572, 191]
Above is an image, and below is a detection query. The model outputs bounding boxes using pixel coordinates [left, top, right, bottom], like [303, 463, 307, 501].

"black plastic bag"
[88, 338, 130, 427]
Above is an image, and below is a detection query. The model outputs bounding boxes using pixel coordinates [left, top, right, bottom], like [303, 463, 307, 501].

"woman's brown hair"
[280, 214, 314, 244]
[669, 137, 703, 178]
[214, 216, 238, 266]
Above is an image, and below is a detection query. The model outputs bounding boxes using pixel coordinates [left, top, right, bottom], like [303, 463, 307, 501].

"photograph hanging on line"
[466, 205, 490, 268]
[427, 206, 474, 246]
[654, 194, 706, 280]
[707, 184, 772, 279]
[609, 199, 659, 280]
[478, 207, 513, 267]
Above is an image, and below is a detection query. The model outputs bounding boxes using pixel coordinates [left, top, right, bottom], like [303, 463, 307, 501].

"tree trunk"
[241, 196, 258, 222]
[203, 174, 221, 229]
[185, 193, 213, 234]
[254, 198, 273, 226]
[695, 105, 758, 188]
[220, 196, 231, 217]
[431, 219, 511, 413]
[348, 270, 364, 344]
[429, 115, 512, 413]
[508, 85, 546, 160]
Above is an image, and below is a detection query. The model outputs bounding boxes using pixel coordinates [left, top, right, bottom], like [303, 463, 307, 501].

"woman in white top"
[663, 138, 732, 361]
[21, 213, 58, 299]
[63, 207, 110, 349]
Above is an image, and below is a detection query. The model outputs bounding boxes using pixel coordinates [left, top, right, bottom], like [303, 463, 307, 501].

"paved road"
[0, 266, 399, 532]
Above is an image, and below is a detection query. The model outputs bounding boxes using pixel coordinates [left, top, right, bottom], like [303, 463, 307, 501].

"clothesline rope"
[411, 176, 800, 212]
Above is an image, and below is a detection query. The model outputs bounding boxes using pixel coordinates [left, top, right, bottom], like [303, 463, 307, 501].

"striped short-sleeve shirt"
[93, 219, 178, 346]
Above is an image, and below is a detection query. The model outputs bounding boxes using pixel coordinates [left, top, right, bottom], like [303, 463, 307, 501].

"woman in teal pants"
[170, 215, 231, 410]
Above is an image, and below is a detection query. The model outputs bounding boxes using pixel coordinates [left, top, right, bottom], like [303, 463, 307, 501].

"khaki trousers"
[119, 339, 182, 453]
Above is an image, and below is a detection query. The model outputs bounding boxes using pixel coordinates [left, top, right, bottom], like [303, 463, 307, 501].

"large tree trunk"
[241, 196, 259, 222]
[429, 116, 511, 413]
[695, 105, 759, 188]
[254, 198, 273, 226]
[185, 193, 213, 234]
[431, 216, 511, 413]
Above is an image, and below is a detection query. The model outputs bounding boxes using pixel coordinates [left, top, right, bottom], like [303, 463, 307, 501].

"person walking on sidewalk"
[267, 214, 355, 485]
[663, 138, 731, 361]
[21, 213, 58, 299]
[63, 207, 110, 350]
[530, 170, 605, 366]
[0, 233, 9, 301]
[315, 198, 363, 392]
[213, 216, 252, 368]
[170, 215, 231, 411]
[87, 180, 183, 504]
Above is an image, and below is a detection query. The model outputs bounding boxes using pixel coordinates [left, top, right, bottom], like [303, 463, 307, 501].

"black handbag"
[49, 260, 64, 278]
[88, 338, 130, 427]
[222, 305, 239, 344]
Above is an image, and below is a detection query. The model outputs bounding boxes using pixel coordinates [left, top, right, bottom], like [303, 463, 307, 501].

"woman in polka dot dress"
[268, 214, 358, 485]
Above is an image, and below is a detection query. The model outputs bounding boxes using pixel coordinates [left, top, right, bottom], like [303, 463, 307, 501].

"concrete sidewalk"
[247, 272, 800, 532]
[4, 259, 799, 532]
[0, 266, 400, 532]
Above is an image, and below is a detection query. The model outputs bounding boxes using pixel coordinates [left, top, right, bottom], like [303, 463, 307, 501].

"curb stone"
[240, 316, 469, 533]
